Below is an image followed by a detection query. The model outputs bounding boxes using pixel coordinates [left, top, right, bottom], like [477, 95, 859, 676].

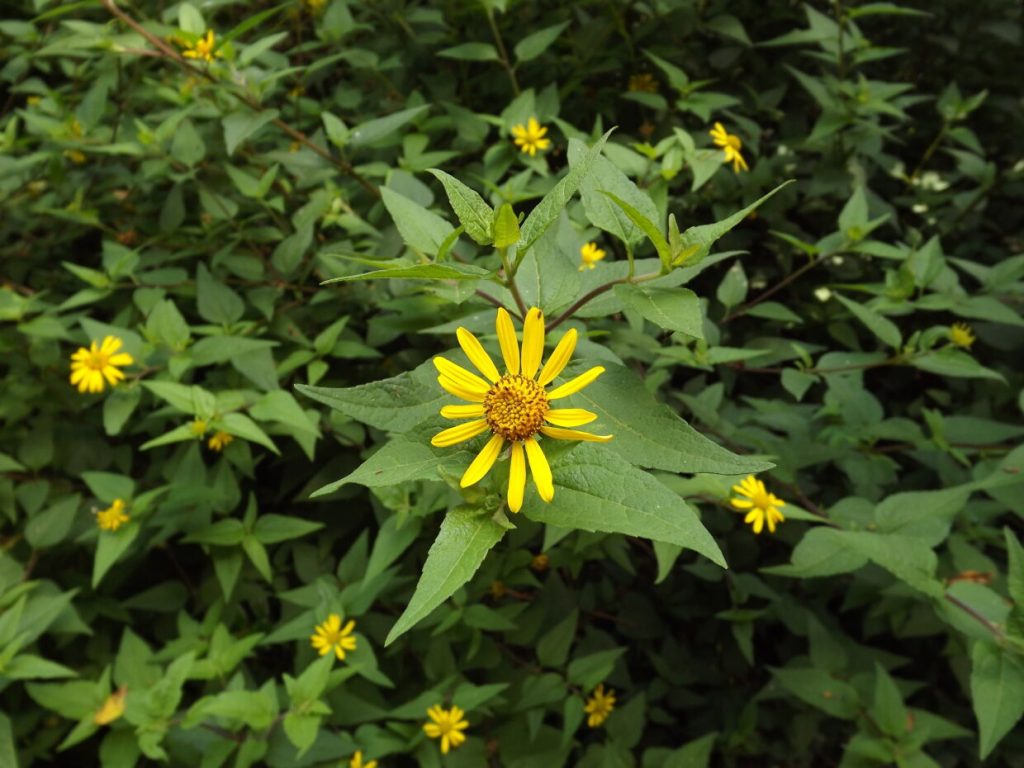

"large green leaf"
[569, 139, 658, 247]
[380, 187, 455, 257]
[558, 363, 773, 475]
[834, 293, 902, 348]
[385, 507, 506, 645]
[521, 443, 725, 567]
[971, 641, 1024, 758]
[296, 360, 445, 434]
[613, 284, 704, 338]
[428, 169, 494, 245]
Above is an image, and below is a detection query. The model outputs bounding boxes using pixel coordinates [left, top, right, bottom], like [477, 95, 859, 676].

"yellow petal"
[108, 352, 134, 366]
[438, 376, 486, 403]
[537, 328, 577, 386]
[520, 307, 545, 379]
[433, 357, 489, 394]
[544, 408, 596, 427]
[424, 723, 441, 737]
[539, 426, 613, 443]
[547, 366, 605, 400]
[441, 404, 486, 419]
[100, 336, 122, 354]
[457, 328, 500, 382]
[496, 308, 520, 375]
[524, 438, 553, 502]
[730, 498, 754, 509]
[461, 434, 504, 487]
[431, 420, 489, 447]
[507, 442, 526, 513]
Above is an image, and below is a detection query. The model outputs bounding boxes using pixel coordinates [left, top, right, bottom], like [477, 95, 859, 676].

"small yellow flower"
[489, 580, 506, 599]
[70, 336, 134, 394]
[432, 307, 612, 513]
[628, 73, 658, 93]
[423, 705, 469, 754]
[64, 149, 87, 165]
[579, 242, 606, 271]
[182, 30, 220, 62]
[584, 683, 616, 728]
[190, 419, 208, 437]
[310, 614, 357, 661]
[26, 95, 42, 106]
[949, 322, 975, 349]
[709, 121, 749, 173]
[730, 475, 786, 534]
[94, 686, 128, 725]
[530, 553, 550, 572]
[510, 117, 551, 157]
[208, 431, 233, 452]
[96, 499, 130, 532]
[349, 750, 377, 768]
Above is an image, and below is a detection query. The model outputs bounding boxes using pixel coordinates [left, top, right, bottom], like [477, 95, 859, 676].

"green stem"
[499, 247, 528, 316]
[485, 8, 521, 95]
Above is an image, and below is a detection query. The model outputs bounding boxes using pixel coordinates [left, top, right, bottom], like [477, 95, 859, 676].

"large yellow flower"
[431, 307, 612, 513]
[584, 683, 616, 727]
[310, 614, 357, 661]
[423, 705, 469, 754]
[709, 122, 749, 173]
[70, 336, 134, 393]
[510, 117, 552, 157]
[730, 475, 786, 534]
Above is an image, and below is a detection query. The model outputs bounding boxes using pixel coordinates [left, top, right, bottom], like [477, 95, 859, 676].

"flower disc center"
[484, 374, 549, 442]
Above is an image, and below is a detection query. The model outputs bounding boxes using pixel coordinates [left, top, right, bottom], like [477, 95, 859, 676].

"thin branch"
[945, 593, 1005, 641]
[722, 255, 825, 323]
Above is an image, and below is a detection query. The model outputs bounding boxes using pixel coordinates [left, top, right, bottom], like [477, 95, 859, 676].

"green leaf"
[3, 654, 77, 680]
[763, 527, 868, 578]
[252, 515, 323, 545]
[521, 443, 725, 567]
[971, 641, 1024, 758]
[1005, 529, 1024, 608]
[873, 663, 908, 737]
[385, 507, 506, 645]
[222, 413, 279, 454]
[520, 130, 612, 253]
[678, 181, 793, 264]
[169, 120, 205, 166]
[0, 713, 16, 768]
[514, 21, 569, 62]
[348, 105, 429, 148]
[103, 385, 141, 436]
[320, 261, 491, 283]
[834, 293, 901, 348]
[614, 284, 703, 338]
[380, 187, 455, 256]
[770, 666, 860, 719]
[567, 648, 626, 690]
[93, 523, 141, 588]
[716, 262, 748, 309]
[82, 472, 135, 504]
[296, 360, 445, 433]
[310, 432, 469, 497]
[911, 349, 1006, 382]
[222, 109, 278, 155]
[570, 142, 658, 247]
[493, 203, 521, 249]
[560, 363, 773, 475]
[428, 169, 494, 245]
[599, 190, 670, 267]
[196, 263, 244, 325]
[537, 609, 578, 667]
[25, 494, 79, 548]
[438, 42, 500, 61]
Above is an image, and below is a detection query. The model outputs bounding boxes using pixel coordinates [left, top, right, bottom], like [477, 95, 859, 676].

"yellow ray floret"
[431, 307, 612, 512]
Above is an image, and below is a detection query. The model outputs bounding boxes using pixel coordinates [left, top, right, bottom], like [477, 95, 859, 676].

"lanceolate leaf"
[521, 443, 725, 567]
[971, 641, 1024, 758]
[428, 169, 494, 245]
[385, 507, 506, 645]
[678, 180, 793, 263]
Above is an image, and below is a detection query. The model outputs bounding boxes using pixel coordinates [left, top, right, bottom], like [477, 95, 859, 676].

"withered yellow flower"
[949, 322, 975, 349]
[208, 431, 233, 451]
[431, 307, 612, 513]
[94, 686, 128, 725]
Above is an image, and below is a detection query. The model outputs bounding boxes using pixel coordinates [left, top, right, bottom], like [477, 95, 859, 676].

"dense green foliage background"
[2, 0, 1023, 766]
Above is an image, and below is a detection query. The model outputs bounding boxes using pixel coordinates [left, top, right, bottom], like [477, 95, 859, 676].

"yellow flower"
[423, 705, 469, 754]
[96, 499, 130, 532]
[94, 686, 128, 725]
[64, 149, 87, 165]
[709, 121, 749, 173]
[349, 750, 377, 768]
[628, 73, 658, 93]
[584, 683, 616, 728]
[431, 307, 612, 513]
[182, 30, 220, 62]
[579, 242, 606, 271]
[530, 553, 550, 572]
[949, 322, 975, 349]
[310, 614, 357, 661]
[190, 419, 208, 437]
[730, 475, 786, 534]
[510, 117, 551, 157]
[69, 336, 134, 394]
[489, 580, 506, 599]
[26, 95, 42, 106]
[208, 431, 233, 452]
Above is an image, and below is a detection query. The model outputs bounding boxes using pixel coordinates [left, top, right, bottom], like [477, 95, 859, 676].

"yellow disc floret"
[483, 374, 549, 441]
